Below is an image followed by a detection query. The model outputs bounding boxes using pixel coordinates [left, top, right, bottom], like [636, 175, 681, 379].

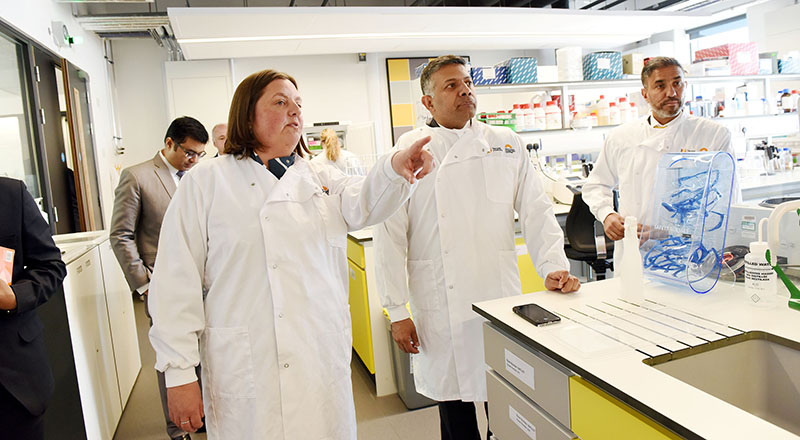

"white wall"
[111, 38, 169, 170]
[1, 0, 116, 224]
[748, 0, 800, 55]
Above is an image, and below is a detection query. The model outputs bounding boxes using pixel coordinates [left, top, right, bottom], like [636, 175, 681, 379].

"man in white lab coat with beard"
[582, 56, 734, 240]
[375, 55, 580, 440]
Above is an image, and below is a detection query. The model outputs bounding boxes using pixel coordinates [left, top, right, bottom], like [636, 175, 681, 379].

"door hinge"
[39, 108, 46, 125]
[53, 206, 59, 223]
[34, 65, 40, 82]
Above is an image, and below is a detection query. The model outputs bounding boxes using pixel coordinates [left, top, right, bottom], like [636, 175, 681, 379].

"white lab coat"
[375, 120, 569, 402]
[582, 110, 733, 226]
[311, 149, 364, 175]
[148, 153, 413, 440]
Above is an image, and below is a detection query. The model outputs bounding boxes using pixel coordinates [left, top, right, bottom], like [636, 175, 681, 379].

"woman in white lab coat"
[147, 69, 433, 440]
[311, 128, 365, 175]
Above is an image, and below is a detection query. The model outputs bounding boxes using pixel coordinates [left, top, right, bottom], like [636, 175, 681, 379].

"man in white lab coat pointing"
[375, 55, 580, 440]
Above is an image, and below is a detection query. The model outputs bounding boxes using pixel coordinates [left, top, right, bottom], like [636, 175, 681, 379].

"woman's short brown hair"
[224, 69, 310, 159]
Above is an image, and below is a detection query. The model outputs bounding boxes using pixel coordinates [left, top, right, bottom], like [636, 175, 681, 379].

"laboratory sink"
[644, 331, 800, 436]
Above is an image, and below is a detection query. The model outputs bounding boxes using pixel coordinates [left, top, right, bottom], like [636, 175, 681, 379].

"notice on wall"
[504, 348, 535, 390]
[509, 405, 537, 440]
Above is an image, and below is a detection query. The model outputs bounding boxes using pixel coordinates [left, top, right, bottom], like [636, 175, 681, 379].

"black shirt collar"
[250, 151, 295, 179]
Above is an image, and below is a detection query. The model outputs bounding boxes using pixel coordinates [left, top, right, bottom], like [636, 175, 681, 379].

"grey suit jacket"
[110, 152, 176, 292]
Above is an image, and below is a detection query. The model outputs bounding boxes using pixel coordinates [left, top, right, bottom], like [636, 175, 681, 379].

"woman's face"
[252, 79, 303, 156]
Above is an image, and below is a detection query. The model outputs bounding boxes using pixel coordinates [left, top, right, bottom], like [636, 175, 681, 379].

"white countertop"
[55, 231, 109, 264]
[473, 279, 800, 440]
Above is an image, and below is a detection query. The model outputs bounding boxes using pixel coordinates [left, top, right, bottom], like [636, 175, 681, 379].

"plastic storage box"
[498, 57, 538, 84]
[640, 152, 736, 294]
[779, 52, 800, 74]
[471, 65, 509, 85]
[385, 317, 436, 410]
[694, 43, 758, 76]
[582, 51, 623, 81]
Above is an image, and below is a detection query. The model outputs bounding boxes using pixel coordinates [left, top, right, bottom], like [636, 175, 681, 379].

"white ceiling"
[168, 7, 710, 59]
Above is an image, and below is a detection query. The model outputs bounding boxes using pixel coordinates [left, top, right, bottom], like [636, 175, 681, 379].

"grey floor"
[113, 300, 488, 439]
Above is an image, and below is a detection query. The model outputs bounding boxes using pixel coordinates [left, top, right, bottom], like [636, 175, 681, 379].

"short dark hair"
[225, 69, 310, 159]
[420, 55, 468, 96]
[641, 56, 685, 87]
[164, 116, 209, 144]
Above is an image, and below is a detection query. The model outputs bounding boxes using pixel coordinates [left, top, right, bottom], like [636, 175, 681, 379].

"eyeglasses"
[175, 142, 207, 159]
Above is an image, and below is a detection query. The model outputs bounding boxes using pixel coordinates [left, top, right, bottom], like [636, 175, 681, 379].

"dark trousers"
[0, 383, 45, 440]
[438, 400, 492, 440]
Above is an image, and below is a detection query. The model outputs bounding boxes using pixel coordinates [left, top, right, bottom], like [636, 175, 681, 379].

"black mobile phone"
[512, 303, 561, 327]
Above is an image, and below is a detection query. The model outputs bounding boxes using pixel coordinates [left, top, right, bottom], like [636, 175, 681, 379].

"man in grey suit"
[110, 116, 208, 440]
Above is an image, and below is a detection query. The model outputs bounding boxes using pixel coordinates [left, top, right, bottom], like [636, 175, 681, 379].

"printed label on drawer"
[509, 405, 537, 440]
[515, 243, 528, 256]
[597, 58, 611, 70]
[483, 67, 496, 79]
[504, 348, 535, 390]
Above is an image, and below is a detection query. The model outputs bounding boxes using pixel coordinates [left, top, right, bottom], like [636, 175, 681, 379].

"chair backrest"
[565, 192, 614, 257]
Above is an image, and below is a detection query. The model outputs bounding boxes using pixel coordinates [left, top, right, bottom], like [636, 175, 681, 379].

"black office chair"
[564, 192, 615, 280]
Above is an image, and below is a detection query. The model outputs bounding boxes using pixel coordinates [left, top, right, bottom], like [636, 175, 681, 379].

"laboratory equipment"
[618, 216, 644, 302]
[744, 218, 777, 306]
[640, 152, 736, 293]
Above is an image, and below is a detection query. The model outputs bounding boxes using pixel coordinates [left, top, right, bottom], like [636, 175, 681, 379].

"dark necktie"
[176, 170, 185, 180]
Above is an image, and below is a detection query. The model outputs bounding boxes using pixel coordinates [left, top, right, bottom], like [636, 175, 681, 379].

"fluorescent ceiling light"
[178, 31, 626, 45]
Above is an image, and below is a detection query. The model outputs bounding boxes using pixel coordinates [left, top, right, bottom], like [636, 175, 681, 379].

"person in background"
[311, 127, 364, 175]
[375, 55, 580, 440]
[211, 123, 227, 157]
[147, 69, 434, 439]
[110, 116, 209, 440]
[582, 56, 734, 241]
[0, 177, 67, 440]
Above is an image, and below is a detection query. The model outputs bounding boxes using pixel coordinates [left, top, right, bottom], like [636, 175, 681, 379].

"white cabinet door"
[63, 247, 123, 440]
[98, 240, 141, 406]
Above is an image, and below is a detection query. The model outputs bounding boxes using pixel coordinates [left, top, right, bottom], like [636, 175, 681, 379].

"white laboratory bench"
[473, 279, 800, 440]
[740, 169, 800, 201]
[54, 231, 141, 440]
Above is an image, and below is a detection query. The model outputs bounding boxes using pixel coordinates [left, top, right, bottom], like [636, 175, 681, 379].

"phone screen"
[513, 303, 561, 327]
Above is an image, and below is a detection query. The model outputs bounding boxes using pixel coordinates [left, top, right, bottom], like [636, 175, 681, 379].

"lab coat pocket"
[499, 250, 522, 296]
[482, 156, 517, 204]
[407, 259, 439, 310]
[203, 327, 257, 399]
[316, 194, 347, 248]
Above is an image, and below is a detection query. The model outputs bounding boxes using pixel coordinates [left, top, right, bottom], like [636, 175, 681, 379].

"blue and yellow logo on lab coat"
[504, 144, 515, 154]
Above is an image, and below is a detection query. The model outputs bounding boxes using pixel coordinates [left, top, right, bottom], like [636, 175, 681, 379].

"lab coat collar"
[647, 109, 686, 129]
[435, 120, 491, 165]
[266, 156, 323, 203]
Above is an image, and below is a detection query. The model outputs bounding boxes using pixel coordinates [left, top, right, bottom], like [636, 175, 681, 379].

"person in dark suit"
[0, 177, 67, 440]
[110, 116, 208, 440]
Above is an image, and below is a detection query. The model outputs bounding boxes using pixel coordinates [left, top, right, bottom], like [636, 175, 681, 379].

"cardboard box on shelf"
[694, 43, 758, 76]
[583, 51, 623, 81]
[623, 53, 644, 75]
[498, 57, 538, 84]
[556, 46, 583, 81]
[689, 59, 732, 77]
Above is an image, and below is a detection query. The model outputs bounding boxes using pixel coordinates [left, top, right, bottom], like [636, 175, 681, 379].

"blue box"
[498, 57, 538, 84]
[779, 57, 800, 74]
[582, 51, 623, 80]
[470, 66, 508, 85]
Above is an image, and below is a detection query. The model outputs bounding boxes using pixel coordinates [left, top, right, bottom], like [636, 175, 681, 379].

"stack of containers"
[498, 57, 538, 84]
[582, 51, 624, 80]
[779, 51, 800, 74]
[556, 47, 583, 81]
[470, 65, 509, 85]
[694, 43, 758, 76]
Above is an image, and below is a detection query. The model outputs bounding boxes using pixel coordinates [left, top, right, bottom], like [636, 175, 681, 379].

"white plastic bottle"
[608, 102, 621, 125]
[617, 97, 630, 123]
[745, 237, 777, 307]
[521, 104, 535, 130]
[618, 216, 644, 302]
[792, 90, 800, 112]
[629, 102, 638, 119]
[596, 95, 610, 126]
[533, 103, 546, 130]
[545, 101, 562, 130]
[512, 104, 526, 131]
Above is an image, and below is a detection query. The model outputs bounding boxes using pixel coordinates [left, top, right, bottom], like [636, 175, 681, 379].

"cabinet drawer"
[348, 261, 374, 373]
[347, 236, 365, 269]
[483, 322, 573, 428]
[487, 370, 577, 440]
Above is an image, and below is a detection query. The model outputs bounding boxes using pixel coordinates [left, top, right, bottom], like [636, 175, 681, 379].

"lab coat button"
[448, 285, 454, 290]
[284, 363, 289, 368]
[272, 264, 278, 269]
[278, 313, 284, 318]
[444, 250, 449, 255]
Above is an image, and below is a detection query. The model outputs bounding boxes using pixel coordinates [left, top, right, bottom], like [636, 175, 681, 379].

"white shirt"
[375, 120, 568, 402]
[582, 110, 734, 226]
[158, 150, 182, 187]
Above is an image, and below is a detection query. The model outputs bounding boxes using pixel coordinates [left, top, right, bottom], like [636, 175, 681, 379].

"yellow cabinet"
[348, 259, 374, 374]
[516, 237, 546, 294]
[569, 377, 682, 440]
